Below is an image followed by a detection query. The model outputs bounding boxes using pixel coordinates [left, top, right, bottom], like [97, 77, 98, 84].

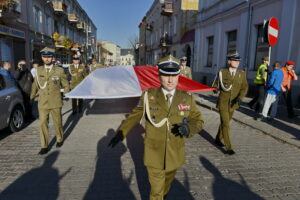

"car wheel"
[9, 105, 24, 132]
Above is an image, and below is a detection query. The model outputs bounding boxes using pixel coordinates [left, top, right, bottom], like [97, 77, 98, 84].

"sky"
[77, 0, 154, 48]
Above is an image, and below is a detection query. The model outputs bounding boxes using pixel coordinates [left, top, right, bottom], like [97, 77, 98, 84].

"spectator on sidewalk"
[31, 60, 39, 78]
[257, 61, 283, 121]
[248, 57, 269, 114]
[280, 61, 298, 118]
[14, 60, 34, 119]
[0, 61, 15, 83]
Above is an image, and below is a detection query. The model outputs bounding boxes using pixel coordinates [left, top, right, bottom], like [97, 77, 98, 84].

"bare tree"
[127, 34, 139, 49]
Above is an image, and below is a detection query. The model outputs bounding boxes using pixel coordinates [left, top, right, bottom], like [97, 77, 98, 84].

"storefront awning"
[180, 29, 195, 44]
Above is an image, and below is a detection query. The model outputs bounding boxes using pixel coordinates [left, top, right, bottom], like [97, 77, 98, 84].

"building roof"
[121, 49, 134, 56]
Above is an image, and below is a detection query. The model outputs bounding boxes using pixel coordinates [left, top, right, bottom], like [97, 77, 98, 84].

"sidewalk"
[194, 92, 300, 148]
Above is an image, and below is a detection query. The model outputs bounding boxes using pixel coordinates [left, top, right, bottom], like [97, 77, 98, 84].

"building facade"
[99, 41, 120, 66]
[0, 0, 30, 70]
[139, 0, 197, 66]
[120, 49, 135, 66]
[194, 0, 300, 106]
[0, 0, 97, 69]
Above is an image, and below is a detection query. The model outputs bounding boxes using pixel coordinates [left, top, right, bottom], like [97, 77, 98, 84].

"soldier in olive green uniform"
[179, 56, 192, 79]
[89, 58, 101, 73]
[67, 55, 88, 114]
[213, 51, 248, 155]
[109, 55, 204, 200]
[30, 47, 70, 155]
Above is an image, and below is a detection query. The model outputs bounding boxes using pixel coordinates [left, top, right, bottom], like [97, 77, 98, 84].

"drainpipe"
[244, 0, 253, 74]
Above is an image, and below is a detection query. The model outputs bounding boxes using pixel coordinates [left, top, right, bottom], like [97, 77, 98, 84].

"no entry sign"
[268, 17, 279, 46]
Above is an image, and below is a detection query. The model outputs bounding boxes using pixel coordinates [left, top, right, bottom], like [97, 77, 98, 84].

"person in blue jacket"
[258, 61, 284, 121]
[0, 61, 16, 83]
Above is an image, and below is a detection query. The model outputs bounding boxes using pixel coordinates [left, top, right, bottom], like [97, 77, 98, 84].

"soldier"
[67, 55, 88, 114]
[179, 56, 192, 79]
[89, 58, 101, 72]
[30, 47, 70, 155]
[108, 55, 204, 200]
[213, 51, 248, 155]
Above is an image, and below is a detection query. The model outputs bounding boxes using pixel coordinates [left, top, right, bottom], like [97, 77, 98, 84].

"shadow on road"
[86, 98, 139, 115]
[83, 128, 136, 200]
[199, 129, 227, 154]
[200, 156, 263, 200]
[0, 151, 71, 200]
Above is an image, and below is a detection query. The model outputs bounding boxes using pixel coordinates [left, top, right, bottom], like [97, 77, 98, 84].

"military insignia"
[149, 95, 156, 102]
[180, 111, 184, 116]
[178, 104, 190, 111]
[150, 107, 159, 110]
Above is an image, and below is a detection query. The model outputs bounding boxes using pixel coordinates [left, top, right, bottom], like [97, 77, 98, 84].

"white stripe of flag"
[269, 26, 278, 38]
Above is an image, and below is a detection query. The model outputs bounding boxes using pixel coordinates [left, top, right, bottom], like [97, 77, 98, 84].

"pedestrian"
[31, 60, 40, 78]
[30, 47, 70, 155]
[108, 55, 204, 200]
[89, 58, 101, 72]
[248, 57, 269, 116]
[179, 56, 192, 79]
[0, 61, 15, 83]
[213, 51, 248, 155]
[280, 61, 298, 118]
[257, 61, 284, 121]
[14, 60, 34, 119]
[67, 55, 88, 115]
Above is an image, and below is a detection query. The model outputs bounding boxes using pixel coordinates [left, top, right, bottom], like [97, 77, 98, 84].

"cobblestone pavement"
[0, 98, 300, 200]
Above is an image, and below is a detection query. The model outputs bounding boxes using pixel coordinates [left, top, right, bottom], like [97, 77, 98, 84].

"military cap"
[157, 55, 180, 75]
[227, 51, 241, 61]
[92, 58, 97, 62]
[72, 55, 80, 60]
[180, 56, 187, 62]
[40, 47, 55, 57]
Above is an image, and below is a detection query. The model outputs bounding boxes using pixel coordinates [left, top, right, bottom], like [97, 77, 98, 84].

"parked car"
[0, 71, 25, 132]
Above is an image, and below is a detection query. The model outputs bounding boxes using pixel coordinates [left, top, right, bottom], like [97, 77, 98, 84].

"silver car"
[0, 71, 25, 132]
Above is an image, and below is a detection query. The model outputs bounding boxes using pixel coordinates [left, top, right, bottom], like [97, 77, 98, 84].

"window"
[173, 51, 176, 57]
[38, 10, 43, 33]
[45, 15, 52, 36]
[14, 0, 21, 12]
[226, 30, 237, 55]
[173, 15, 177, 35]
[206, 36, 214, 67]
[254, 24, 269, 70]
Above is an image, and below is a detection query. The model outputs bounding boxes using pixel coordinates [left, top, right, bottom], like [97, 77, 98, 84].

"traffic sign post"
[265, 17, 279, 65]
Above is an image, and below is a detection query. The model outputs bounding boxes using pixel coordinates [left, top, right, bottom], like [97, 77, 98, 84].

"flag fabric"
[65, 65, 214, 99]
[181, 0, 199, 11]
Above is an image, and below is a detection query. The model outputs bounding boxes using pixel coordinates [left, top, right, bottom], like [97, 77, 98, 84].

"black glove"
[108, 130, 124, 148]
[231, 97, 241, 107]
[172, 118, 190, 137]
[213, 88, 219, 94]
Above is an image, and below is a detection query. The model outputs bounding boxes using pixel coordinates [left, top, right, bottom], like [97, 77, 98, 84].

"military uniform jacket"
[119, 88, 204, 171]
[89, 64, 101, 72]
[213, 68, 248, 111]
[68, 64, 88, 89]
[180, 66, 192, 79]
[30, 65, 69, 109]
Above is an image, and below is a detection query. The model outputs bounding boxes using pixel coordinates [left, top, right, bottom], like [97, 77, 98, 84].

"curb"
[196, 99, 300, 149]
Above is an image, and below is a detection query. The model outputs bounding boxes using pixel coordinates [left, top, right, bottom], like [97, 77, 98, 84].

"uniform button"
[167, 138, 170, 142]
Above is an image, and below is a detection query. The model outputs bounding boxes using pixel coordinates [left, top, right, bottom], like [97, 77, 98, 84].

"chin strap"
[142, 91, 170, 131]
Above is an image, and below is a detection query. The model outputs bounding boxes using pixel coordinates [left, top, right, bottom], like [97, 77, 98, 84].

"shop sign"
[0, 25, 25, 39]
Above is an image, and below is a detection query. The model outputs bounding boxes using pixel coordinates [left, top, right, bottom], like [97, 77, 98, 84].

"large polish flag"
[65, 65, 214, 99]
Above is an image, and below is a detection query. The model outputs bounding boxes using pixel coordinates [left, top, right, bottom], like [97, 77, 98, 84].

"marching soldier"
[213, 51, 248, 155]
[30, 47, 70, 155]
[89, 58, 101, 72]
[179, 56, 192, 79]
[109, 55, 204, 200]
[67, 55, 88, 114]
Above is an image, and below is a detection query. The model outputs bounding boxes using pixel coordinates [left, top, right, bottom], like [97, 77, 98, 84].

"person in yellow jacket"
[108, 55, 204, 200]
[67, 55, 88, 114]
[30, 47, 70, 155]
[248, 56, 269, 116]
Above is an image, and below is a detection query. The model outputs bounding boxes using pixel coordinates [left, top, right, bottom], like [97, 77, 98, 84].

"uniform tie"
[166, 93, 172, 108]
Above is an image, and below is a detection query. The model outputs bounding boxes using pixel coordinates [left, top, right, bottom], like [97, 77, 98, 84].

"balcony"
[161, 2, 173, 16]
[0, 0, 21, 20]
[76, 22, 85, 30]
[146, 24, 153, 31]
[68, 13, 79, 23]
[52, 1, 67, 15]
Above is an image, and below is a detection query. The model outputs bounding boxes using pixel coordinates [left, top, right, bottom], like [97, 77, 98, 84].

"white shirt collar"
[45, 65, 53, 72]
[161, 87, 175, 98]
